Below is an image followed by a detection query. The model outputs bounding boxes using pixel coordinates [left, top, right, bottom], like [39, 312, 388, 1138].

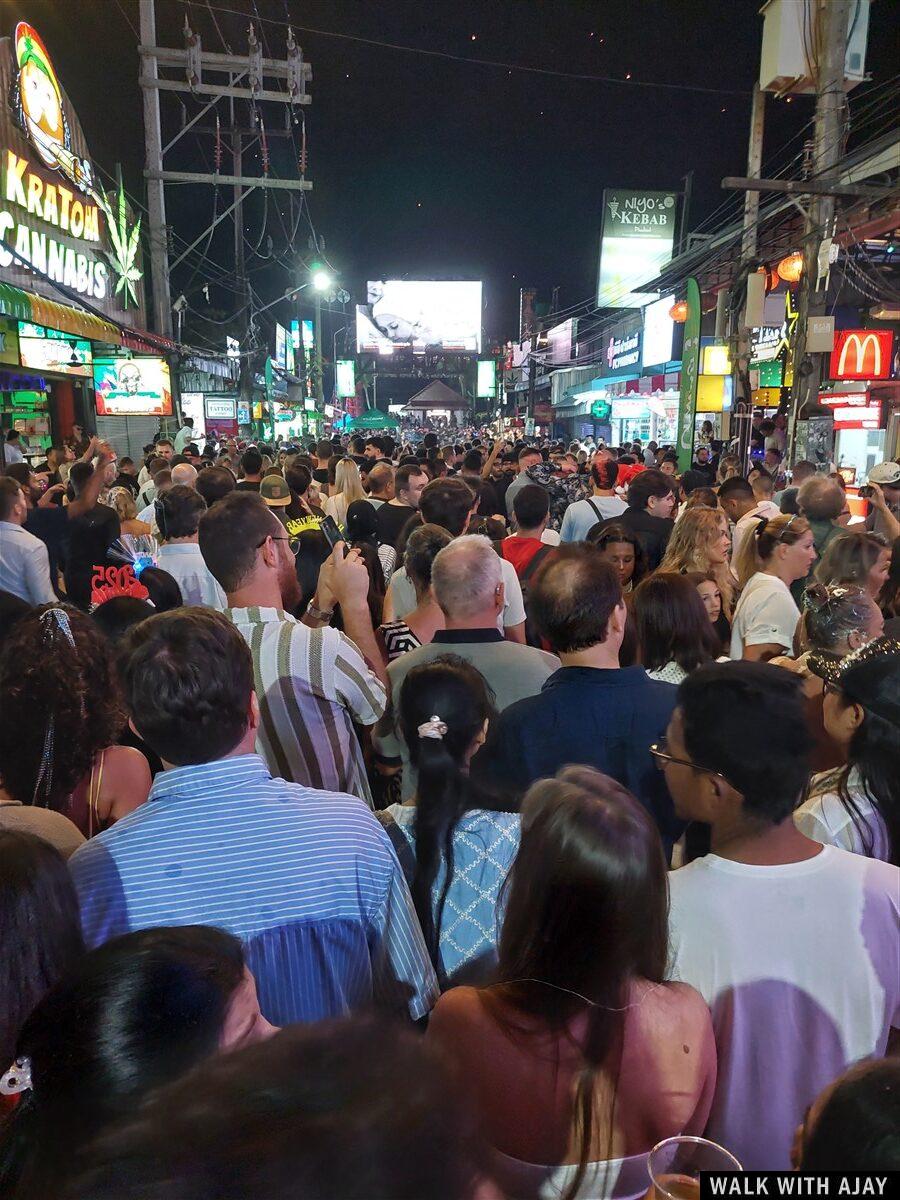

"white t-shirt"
[795, 766, 892, 862]
[668, 846, 900, 1169]
[730, 502, 783, 574]
[387, 557, 526, 632]
[730, 571, 799, 659]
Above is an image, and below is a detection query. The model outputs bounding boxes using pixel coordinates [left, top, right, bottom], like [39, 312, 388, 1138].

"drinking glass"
[648, 1135, 742, 1200]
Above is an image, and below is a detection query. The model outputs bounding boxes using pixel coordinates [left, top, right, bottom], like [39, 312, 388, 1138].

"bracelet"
[306, 600, 335, 623]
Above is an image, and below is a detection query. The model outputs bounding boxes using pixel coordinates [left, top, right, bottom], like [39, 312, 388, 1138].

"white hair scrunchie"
[417, 715, 448, 741]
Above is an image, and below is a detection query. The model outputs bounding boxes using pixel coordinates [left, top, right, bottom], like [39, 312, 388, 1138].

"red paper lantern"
[669, 300, 689, 322]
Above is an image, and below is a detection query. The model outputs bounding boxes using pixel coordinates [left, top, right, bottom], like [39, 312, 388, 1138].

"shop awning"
[348, 410, 400, 430]
[121, 327, 179, 354]
[0, 282, 31, 321]
[26, 294, 121, 344]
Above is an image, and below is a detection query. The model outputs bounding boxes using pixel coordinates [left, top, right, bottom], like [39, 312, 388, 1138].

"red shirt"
[500, 536, 556, 578]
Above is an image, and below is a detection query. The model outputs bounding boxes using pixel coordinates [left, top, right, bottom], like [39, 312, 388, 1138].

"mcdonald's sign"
[829, 329, 893, 381]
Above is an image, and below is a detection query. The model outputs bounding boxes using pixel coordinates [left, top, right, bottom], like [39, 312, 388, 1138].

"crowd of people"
[0, 420, 898, 1198]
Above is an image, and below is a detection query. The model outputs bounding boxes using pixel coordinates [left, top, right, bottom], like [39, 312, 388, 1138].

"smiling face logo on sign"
[11, 22, 93, 191]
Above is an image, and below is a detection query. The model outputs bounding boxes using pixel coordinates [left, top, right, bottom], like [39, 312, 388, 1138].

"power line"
[166, 0, 750, 96]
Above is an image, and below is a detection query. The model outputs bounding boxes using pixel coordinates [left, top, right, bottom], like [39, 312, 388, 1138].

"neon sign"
[829, 330, 893, 381]
[0, 23, 144, 319]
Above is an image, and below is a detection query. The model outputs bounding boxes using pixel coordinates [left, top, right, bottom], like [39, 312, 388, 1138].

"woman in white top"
[427, 768, 716, 1200]
[795, 637, 900, 865]
[730, 513, 816, 661]
[323, 458, 366, 531]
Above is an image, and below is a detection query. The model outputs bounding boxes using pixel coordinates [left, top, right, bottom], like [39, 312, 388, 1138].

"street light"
[311, 268, 332, 292]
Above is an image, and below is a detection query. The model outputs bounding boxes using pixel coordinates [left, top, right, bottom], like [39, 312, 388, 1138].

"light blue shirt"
[70, 754, 439, 1026]
[0, 520, 56, 604]
[386, 806, 520, 983]
[559, 495, 627, 543]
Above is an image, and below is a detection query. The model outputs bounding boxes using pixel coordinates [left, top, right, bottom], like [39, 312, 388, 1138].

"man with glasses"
[198, 492, 386, 806]
[658, 660, 900, 1171]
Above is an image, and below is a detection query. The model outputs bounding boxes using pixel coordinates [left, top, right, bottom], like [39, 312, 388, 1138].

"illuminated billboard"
[596, 190, 678, 308]
[19, 323, 92, 376]
[93, 357, 173, 416]
[641, 295, 675, 369]
[477, 360, 497, 398]
[335, 359, 356, 398]
[356, 280, 482, 353]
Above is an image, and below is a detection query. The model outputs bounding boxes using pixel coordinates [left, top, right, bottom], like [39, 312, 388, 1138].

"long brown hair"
[484, 767, 668, 1198]
[659, 506, 734, 614]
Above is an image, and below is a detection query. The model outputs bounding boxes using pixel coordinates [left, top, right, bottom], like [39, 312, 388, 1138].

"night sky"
[2, 0, 898, 354]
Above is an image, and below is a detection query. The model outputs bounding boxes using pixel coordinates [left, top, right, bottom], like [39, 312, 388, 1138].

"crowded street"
[0, 2, 899, 1198]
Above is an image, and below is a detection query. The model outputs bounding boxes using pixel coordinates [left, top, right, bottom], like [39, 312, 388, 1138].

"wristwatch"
[305, 600, 335, 623]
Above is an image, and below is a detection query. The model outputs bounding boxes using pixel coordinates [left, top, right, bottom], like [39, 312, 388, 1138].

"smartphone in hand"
[320, 515, 345, 553]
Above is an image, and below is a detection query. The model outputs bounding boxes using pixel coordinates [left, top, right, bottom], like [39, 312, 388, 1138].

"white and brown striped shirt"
[226, 607, 386, 806]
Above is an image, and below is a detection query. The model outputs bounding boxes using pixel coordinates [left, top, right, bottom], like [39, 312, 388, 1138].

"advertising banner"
[597, 312, 643, 380]
[641, 295, 676, 370]
[335, 359, 356, 398]
[596, 190, 678, 308]
[93, 357, 172, 416]
[356, 280, 482, 353]
[0, 22, 146, 325]
[476, 359, 497, 398]
[829, 329, 893, 381]
[676, 277, 701, 473]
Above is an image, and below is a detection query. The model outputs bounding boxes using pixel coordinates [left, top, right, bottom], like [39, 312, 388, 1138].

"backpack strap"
[520, 543, 553, 582]
[586, 498, 605, 523]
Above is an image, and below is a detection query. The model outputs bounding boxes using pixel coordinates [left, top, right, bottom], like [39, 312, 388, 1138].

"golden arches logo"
[836, 332, 884, 378]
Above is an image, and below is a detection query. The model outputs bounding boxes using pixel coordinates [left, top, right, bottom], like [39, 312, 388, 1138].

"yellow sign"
[701, 343, 731, 376]
[752, 387, 782, 408]
[697, 376, 727, 412]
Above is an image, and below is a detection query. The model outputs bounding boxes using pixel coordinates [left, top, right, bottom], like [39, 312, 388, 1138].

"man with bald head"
[373, 534, 558, 800]
[365, 462, 395, 509]
[171, 461, 198, 489]
[473, 543, 679, 853]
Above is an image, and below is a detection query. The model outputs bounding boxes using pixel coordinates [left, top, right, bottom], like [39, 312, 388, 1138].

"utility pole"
[786, 0, 852, 466]
[314, 289, 324, 404]
[138, 0, 173, 339]
[728, 84, 766, 468]
[138, 0, 313, 409]
[233, 130, 249, 406]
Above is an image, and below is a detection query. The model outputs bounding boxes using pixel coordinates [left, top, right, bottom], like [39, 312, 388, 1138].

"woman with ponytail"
[428, 767, 716, 1200]
[382, 655, 518, 986]
[730, 513, 817, 660]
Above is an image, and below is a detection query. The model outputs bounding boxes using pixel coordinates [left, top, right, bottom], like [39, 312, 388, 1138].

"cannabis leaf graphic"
[98, 184, 143, 308]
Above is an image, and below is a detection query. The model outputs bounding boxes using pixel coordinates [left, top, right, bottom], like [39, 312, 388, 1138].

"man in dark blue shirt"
[473, 543, 680, 853]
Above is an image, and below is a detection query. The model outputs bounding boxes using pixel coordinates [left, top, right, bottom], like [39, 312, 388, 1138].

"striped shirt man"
[226, 606, 385, 806]
[69, 754, 439, 1026]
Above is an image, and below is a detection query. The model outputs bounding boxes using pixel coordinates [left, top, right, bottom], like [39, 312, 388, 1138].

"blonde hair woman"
[731, 514, 816, 661]
[658, 506, 734, 616]
[324, 457, 366, 529]
[108, 486, 152, 539]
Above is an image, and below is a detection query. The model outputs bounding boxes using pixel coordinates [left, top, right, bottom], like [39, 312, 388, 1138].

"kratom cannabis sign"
[0, 22, 146, 325]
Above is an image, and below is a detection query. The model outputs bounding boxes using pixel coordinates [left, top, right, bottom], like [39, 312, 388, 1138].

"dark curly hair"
[0, 605, 124, 810]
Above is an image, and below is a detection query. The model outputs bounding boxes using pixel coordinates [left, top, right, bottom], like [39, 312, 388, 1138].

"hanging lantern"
[669, 300, 689, 322]
[776, 252, 804, 283]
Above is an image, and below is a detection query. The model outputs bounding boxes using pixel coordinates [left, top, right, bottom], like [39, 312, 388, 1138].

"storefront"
[0, 21, 173, 465]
